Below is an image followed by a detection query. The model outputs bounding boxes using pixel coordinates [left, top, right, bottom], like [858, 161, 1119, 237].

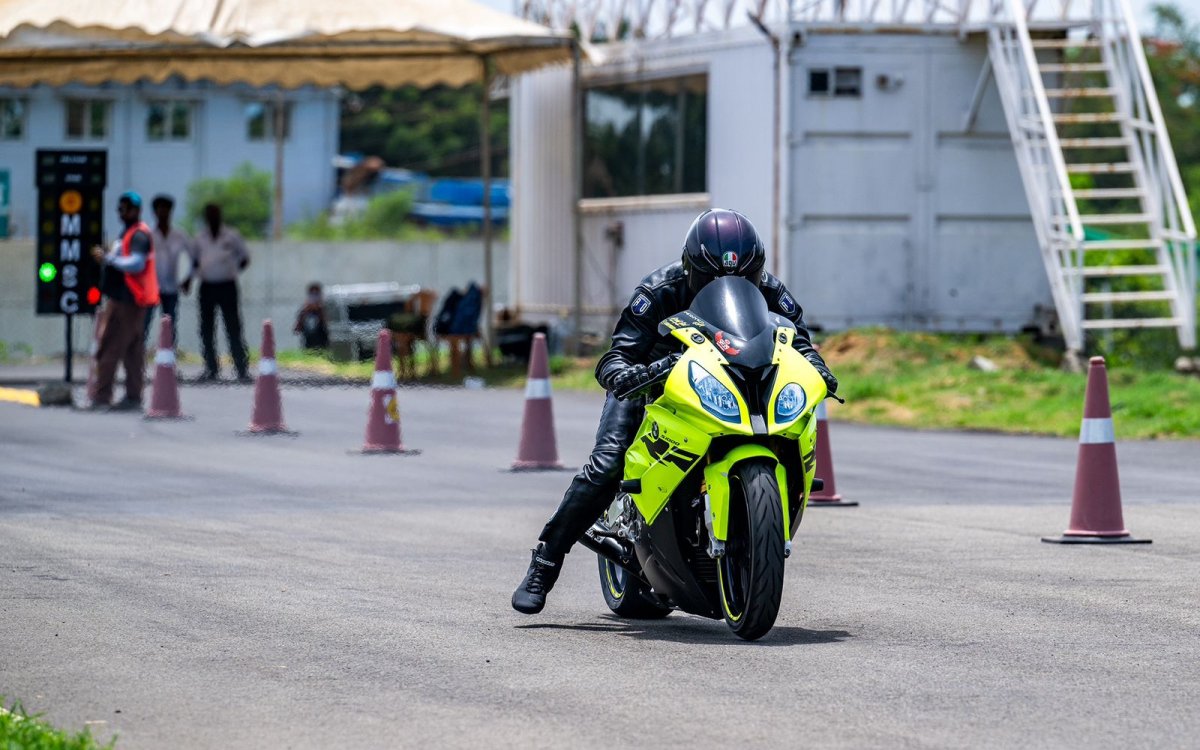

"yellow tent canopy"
[0, 0, 577, 344]
[0, 0, 572, 87]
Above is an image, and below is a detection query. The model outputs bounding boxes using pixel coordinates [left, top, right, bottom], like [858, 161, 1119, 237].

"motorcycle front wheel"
[717, 458, 786, 640]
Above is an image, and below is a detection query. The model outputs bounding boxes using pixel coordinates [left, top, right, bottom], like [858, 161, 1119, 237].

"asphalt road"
[1, 383, 1198, 749]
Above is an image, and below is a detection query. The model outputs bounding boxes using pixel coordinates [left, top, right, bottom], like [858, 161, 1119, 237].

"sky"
[478, 0, 1200, 32]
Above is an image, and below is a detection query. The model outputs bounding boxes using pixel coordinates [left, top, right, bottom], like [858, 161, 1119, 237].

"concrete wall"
[0, 82, 339, 237]
[0, 239, 509, 357]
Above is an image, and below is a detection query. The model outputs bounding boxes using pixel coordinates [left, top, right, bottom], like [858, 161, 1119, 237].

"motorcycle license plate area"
[623, 404, 711, 526]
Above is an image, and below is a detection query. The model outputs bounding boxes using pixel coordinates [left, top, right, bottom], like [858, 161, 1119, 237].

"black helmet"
[681, 209, 766, 295]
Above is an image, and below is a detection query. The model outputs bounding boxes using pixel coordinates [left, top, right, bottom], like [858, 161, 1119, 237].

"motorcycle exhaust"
[580, 523, 652, 586]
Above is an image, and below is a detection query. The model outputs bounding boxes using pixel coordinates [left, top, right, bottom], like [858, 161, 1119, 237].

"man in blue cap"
[87, 191, 159, 410]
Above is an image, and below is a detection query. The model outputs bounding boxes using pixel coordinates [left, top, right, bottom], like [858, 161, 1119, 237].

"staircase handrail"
[1111, 0, 1196, 238]
[1003, 0, 1085, 243]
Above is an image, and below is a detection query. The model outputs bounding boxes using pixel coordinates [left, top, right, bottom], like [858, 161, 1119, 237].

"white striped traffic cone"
[145, 314, 186, 419]
[807, 399, 857, 507]
[1043, 356, 1149, 544]
[246, 320, 293, 434]
[512, 333, 563, 470]
[362, 329, 415, 454]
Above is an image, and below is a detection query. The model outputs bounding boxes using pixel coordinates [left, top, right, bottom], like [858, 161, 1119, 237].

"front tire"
[717, 459, 786, 640]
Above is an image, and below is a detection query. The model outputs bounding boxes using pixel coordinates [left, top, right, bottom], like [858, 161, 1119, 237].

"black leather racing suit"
[538, 261, 836, 557]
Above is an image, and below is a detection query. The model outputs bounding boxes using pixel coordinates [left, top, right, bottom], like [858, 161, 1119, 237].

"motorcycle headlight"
[774, 382, 807, 423]
[688, 361, 740, 423]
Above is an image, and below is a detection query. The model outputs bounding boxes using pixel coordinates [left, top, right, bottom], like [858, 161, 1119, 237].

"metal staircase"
[987, 0, 1197, 352]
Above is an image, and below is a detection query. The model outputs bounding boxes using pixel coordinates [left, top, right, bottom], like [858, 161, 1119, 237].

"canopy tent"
[0, 0, 578, 349]
[0, 0, 571, 87]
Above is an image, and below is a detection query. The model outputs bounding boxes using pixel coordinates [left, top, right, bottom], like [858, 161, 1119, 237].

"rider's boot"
[512, 543, 564, 614]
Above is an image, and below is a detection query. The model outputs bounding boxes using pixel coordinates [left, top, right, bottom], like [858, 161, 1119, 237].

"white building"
[510, 0, 1195, 353]
[0, 81, 339, 236]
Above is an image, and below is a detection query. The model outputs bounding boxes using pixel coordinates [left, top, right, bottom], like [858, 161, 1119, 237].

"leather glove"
[612, 354, 680, 400]
[822, 370, 839, 396]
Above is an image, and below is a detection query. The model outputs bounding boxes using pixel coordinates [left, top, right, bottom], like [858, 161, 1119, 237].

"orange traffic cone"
[144, 314, 187, 420]
[807, 400, 857, 507]
[362, 329, 416, 454]
[1043, 356, 1149, 544]
[512, 333, 564, 471]
[244, 320, 295, 435]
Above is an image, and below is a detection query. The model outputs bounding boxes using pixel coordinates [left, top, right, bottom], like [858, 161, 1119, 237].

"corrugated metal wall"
[788, 33, 1051, 332]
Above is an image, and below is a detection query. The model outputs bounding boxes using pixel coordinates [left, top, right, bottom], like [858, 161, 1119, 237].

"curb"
[0, 386, 41, 407]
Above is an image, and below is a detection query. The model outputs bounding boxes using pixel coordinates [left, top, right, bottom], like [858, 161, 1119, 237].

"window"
[65, 99, 109, 139]
[0, 98, 26, 140]
[245, 101, 292, 141]
[834, 67, 863, 97]
[146, 100, 192, 141]
[808, 67, 863, 98]
[584, 74, 707, 199]
[808, 69, 831, 96]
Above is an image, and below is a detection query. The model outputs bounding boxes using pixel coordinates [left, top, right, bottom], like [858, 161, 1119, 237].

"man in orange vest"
[87, 191, 160, 411]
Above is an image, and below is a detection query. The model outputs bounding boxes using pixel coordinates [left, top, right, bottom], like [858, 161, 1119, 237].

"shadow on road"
[515, 615, 853, 646]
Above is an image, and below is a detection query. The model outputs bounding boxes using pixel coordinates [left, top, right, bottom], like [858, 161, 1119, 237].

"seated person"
[294, 282, 329, 349]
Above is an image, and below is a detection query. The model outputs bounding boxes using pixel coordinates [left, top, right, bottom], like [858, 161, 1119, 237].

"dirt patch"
[820, 328, 1041, 372]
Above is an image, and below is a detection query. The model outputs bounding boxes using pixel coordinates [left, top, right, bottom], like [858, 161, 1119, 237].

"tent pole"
[272, 92, 284, 240]
[571, 39, 583, 356]
[480, 55, 495, 359]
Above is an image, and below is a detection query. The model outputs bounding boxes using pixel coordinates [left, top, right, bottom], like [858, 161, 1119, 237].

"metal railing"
[986, 0, 1088, 349]
[1095, 0, 1196, 347]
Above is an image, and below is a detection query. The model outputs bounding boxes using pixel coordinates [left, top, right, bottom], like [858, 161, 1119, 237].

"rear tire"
[717, 459, 786, 640]
[597, 555, 672, 619]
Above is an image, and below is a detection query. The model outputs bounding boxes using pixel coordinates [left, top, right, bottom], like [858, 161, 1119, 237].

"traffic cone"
[244, 320, 295, 435]
[807, 400, 857, 507]
[512, 333, 564, 470]
[144, 314, 187, 420]
[1043, 356, 1149, 544]
[362, 329, 415, 454]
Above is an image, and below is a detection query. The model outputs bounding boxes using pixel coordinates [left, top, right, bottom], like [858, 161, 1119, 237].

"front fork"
[701, 444, 793, 558]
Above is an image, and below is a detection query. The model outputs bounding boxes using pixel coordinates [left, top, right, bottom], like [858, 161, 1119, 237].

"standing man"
[143, 194, 192, 348]
[183, 202, 251, 383]
[88, 191, 159, 410]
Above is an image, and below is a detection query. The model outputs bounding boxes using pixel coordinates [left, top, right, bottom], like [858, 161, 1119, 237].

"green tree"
[339, 85, 509, 177]
[185, 163, 273, 239]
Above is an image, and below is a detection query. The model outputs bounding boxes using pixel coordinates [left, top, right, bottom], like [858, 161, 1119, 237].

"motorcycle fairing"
[703, 445, 791, 542]
[623, 402, 712, 527]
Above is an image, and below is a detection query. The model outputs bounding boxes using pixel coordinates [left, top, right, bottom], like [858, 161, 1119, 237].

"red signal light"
[86, 287, 101, 305]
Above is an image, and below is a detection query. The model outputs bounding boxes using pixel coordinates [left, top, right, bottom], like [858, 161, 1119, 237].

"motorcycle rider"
[513, 208, 838, 614]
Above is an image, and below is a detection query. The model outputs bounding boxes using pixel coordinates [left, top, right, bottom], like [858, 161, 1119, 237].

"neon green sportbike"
[579, 276, 829, 641]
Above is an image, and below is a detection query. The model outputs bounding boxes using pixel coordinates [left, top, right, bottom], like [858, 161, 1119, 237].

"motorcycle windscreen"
[688, 276, 774, 340]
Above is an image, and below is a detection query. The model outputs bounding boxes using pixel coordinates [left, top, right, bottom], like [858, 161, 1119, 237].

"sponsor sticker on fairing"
[714, 331, 742, 356]
[631, 293, 651, 316]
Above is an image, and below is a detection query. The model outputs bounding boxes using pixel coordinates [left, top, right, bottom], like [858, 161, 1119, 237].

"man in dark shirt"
[87, 192, 159, 410]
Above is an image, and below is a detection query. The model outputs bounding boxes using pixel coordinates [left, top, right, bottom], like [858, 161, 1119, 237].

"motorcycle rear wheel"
[597, 554, 673, 619]
[717, 459, 786, 641]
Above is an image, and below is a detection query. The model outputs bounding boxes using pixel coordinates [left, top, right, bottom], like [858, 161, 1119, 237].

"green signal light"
[38, 262, 57, 283]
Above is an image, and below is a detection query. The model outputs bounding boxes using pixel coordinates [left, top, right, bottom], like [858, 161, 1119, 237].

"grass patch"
[0, 700, 115, 749]
[273, 328, 1199, 439]
[821, 328, 1200, 439]
[276, 347, 603, 392]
